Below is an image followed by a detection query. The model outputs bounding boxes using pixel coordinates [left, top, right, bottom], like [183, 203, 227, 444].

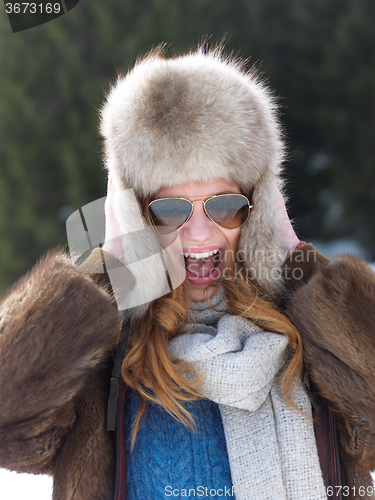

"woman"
[1, 46, 375, 500]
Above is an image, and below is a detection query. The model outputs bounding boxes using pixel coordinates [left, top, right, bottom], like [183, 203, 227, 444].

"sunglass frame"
[148, 194, 253, 234]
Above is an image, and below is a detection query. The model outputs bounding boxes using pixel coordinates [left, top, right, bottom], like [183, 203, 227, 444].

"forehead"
[154, 179, 241, 199]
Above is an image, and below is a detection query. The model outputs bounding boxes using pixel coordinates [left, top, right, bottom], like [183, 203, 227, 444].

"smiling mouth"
[183, 249, 224, 277]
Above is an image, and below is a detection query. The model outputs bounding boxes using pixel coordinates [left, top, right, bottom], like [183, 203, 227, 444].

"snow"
[0, 469, 52, 500]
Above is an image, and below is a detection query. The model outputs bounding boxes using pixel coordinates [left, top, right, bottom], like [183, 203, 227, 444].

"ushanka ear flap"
[238, 177, 286, 294]
[107, 172, 185, 319]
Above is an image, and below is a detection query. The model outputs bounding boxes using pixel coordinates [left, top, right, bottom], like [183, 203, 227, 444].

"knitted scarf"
[168, 290, 327, 500]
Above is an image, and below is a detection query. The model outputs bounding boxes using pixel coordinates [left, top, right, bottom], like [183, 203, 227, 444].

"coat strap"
[310, 379, 342, 500]
[114, 377, 127, 500]
[107, 319, 131, 431]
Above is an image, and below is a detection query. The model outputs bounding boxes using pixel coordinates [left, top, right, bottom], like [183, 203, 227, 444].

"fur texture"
[1, 249, 375, 499]
[284, 246, 375, 498]
[100, 47, 287, 299]
[0, 251, 122, 499]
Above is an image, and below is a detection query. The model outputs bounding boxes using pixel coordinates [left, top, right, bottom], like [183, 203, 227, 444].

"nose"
[179, 201, 217, 242]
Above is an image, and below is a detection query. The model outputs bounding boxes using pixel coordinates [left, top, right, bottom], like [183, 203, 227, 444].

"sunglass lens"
[148, 198, 192, 233]
[205, 195, 250, 229]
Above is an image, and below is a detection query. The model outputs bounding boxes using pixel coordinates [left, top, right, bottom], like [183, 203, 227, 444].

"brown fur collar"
[283, 246, 375, 498]
[0, 251, 122, 499]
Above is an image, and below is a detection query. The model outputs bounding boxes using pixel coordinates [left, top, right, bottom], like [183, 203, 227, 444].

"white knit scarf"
[168, 290, 327, 500]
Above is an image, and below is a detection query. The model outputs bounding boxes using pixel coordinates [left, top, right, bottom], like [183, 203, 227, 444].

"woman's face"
[153, 180, 243, 301]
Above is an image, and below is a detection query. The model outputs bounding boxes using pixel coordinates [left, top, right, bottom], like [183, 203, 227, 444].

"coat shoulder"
[0, 250, 121, 476]
[285, 252, 375, 475]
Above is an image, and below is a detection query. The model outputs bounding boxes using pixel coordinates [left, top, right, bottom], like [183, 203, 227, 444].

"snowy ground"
[0, 469, 52, 500]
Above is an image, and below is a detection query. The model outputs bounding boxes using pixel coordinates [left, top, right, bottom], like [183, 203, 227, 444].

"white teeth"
[182, 249, 220, 259]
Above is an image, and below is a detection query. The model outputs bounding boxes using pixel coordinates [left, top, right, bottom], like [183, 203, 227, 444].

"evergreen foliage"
[0, 0, 374, 293]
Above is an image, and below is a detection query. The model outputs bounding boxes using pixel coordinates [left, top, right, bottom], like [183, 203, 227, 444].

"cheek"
[225, 228, 241, 251]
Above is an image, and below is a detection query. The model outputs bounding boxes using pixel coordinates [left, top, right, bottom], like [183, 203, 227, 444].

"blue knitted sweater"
[124, 389, 234, 499]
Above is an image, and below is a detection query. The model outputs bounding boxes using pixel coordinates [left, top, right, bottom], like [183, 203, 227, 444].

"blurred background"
[0, 0, 375, 496]
[1, 0, 375, 296]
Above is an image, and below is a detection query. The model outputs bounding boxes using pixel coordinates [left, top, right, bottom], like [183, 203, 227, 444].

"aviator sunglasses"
[148, 194, 253, 234]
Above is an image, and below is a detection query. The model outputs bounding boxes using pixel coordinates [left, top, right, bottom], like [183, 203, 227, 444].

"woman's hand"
[102, 174, 124, 260]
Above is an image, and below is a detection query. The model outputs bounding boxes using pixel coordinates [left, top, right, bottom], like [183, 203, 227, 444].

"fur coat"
[0, 244, 375, 499]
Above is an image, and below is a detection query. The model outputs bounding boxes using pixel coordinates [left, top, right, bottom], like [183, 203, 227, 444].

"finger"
[103, 175, 124, 258]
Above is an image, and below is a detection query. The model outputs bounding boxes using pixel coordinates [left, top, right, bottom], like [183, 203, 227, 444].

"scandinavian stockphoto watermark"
[4, 0, 79, 33]
[180, 246, 317, 283]
[66, 189, 315, 311]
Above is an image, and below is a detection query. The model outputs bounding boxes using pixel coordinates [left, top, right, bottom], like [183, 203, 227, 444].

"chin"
[188, 282, 218, 302]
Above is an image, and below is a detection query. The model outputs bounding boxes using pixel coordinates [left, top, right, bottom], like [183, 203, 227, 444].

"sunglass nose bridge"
[189, 199, 207, 212]
[185, 199, 213, 225]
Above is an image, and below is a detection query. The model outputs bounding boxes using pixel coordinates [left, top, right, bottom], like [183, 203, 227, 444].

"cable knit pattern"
[124, 392, 233, 499]
[124, 290, 233, 499]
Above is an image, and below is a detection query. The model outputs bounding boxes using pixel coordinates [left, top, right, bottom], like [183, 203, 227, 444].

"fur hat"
[100, 46, 288, 310]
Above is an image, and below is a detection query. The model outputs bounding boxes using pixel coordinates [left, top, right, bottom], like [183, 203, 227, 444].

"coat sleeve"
[0, 249, 130, 475]
[283, 244, 375, 471]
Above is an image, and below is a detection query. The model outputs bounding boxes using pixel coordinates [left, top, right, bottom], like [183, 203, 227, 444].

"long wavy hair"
[121, 203, 304, 450]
